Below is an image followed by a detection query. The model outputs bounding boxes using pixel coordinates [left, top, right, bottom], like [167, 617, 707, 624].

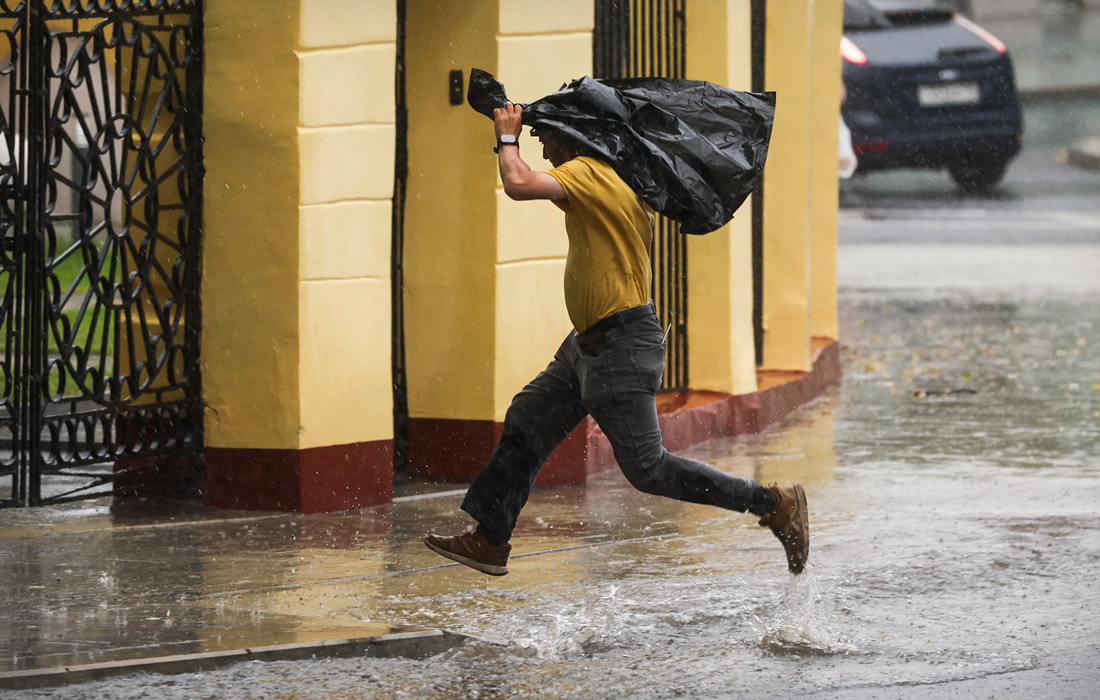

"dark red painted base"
[406, 417, 589, 486]
[204, 440, 393, 513]
[407, 419, 500, 485]
[113, 455, 203, 500]
[196, 342, 839, 511]
[407, 339, 842, 485]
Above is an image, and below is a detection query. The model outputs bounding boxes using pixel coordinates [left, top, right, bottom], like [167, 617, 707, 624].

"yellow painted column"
[493, 0, 593, 418]
[297, 1, 396, 453]
[202, 1, 398, 512]
[761, 0, 813, 372]
[402, 0, 596, 482]
[685, 0, 759, 397]
[202, 1, 301, 452]
[402, 0, 500, 478]
[809, 0, 842, 342]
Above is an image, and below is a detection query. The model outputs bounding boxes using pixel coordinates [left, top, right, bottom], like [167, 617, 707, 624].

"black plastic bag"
[468, 68, 775, 235]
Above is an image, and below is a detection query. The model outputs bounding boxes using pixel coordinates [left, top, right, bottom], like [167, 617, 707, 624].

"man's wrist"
[494, 134, 519, 154]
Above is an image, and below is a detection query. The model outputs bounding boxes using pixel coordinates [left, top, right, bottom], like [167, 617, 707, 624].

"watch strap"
[494, 134, 519, 154]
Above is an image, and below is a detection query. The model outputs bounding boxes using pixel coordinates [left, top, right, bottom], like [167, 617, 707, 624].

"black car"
[841, 0, 1023, 191]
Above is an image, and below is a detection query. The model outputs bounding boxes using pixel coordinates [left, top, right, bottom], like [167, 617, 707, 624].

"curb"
[1067, 139, 1100, 171]
[0, 629, 468, 692]
[1018, 84, 1100, 103]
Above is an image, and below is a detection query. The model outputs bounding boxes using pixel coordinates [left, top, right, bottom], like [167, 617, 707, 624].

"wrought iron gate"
[594, 0, 688, 390]
[0, 0, 203, 507]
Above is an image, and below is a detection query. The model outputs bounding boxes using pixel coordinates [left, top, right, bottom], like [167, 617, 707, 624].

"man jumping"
[424, 102, 809, 577]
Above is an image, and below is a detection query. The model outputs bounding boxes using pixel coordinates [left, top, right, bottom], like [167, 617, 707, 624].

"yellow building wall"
[201, 0, 839, 464]
[202, 1, 302, 450]
[809, 0, 842, 342]
[761, 0, 813, 372]
[493, 1, 593, 421]
[404, 0, 500, 422]
[296, 0, 396, 449]
[204, 1, 398, 453]
[685, 0, 759, 397]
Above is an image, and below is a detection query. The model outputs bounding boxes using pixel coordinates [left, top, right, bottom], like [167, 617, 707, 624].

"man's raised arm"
[494, 103, 566, 202]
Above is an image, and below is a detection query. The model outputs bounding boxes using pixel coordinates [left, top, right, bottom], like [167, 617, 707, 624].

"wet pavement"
[3, 209, 1099, 697]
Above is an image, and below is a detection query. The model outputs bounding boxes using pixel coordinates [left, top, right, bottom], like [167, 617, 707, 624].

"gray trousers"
[462, 304, 777, 545]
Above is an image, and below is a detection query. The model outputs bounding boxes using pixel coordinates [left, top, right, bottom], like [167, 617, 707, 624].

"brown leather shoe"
[758, 483, 810, 574]
[424, 525, 511, 576]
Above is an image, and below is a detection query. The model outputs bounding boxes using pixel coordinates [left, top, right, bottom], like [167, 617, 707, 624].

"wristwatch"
[493, 134, 518, 154]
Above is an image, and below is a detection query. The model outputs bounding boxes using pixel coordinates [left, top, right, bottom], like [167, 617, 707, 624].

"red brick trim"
[204, 440, 393, 513]
[406, 418, 499, 483]
[116, 343, 839, 510]
[755, 337, 842, 431]
[196, 341, 841, 510]
[406, 340, 842, 486]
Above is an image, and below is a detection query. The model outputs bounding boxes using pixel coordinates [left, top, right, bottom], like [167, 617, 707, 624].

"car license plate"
[917, 82, 980, 107]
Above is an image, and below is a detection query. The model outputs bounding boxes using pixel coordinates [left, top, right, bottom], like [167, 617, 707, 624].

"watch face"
[500, 135, 517, 143]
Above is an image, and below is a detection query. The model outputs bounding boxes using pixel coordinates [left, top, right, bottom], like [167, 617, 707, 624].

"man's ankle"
[751, 484, 780, 517]
[476, 524, 509, 547]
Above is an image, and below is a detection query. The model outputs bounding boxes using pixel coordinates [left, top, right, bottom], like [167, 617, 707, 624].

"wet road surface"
[7, 195, 1099, 698]
[5, 85, 1100, 698]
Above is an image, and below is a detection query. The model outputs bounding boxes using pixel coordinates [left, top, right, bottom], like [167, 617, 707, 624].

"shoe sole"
[793, 483, 810, 573]
[424, 539, 508, 576]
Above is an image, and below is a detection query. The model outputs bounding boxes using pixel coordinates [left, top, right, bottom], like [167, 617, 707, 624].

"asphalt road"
[839, 94, 1100, 223]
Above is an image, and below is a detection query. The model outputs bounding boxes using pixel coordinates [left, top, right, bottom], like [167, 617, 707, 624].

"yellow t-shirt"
[546, 156, 653, 332]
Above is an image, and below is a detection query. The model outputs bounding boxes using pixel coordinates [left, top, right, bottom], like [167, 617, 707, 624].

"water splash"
[761, 566, 854, 656]
[474, 584, 629, 661]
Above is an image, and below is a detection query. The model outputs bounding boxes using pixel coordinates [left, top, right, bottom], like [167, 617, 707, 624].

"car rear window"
[844, 0, 954, 30]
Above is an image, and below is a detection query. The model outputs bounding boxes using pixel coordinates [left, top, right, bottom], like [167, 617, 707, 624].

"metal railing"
[593, 0, 689, 390]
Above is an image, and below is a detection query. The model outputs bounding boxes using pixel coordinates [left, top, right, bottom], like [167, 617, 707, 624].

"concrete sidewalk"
[0, 435, 823, 689]
[0, 486, 497, 678]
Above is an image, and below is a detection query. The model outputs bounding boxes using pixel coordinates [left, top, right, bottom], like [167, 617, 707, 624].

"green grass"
[2, 252, 117, 399]
[51, 252, 94, 299]
[49, 307, 115, 356]
[47, 249, 118, 357]
[3, 235, 132, 400]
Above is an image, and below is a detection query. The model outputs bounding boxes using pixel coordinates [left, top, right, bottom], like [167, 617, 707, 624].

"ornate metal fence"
[0, 0, 203, 506]
[593, 0, 688, 391]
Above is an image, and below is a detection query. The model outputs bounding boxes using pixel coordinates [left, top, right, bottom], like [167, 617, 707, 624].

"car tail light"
[840, 36, 868, 65]
[853, 140, 888, 156]
[953, 14, 1007, 53]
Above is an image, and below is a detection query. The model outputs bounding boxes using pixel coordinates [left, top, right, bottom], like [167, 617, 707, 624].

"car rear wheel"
[948, 158, 1009, 193]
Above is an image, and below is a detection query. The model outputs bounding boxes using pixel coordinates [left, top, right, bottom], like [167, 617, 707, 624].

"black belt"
[577, 303, 656, 348]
